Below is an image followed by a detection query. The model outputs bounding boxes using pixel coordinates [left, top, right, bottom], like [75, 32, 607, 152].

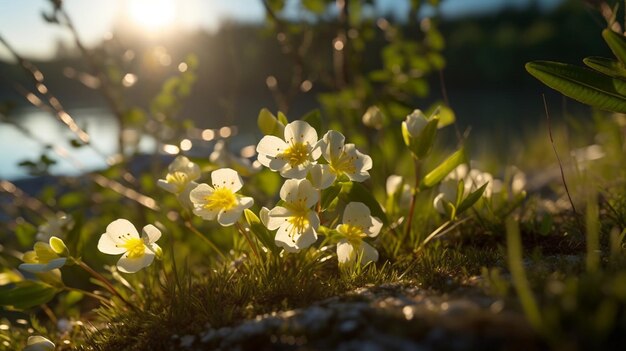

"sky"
[0, 0, 564, 61]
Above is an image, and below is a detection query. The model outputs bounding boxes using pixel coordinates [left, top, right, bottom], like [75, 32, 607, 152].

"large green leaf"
[422, 148, 466, 188]
[602, 28, 626, 65]
[583, 56, 626, 80]
[526, 61, 626, 113]
[0, 281, 59, 310]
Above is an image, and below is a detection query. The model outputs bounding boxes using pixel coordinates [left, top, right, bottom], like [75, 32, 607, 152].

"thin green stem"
[62, 286, 111, 306]
[404, 158, 422, 239]
[236, 221, 261, 261]
[184, 221, 227, 260]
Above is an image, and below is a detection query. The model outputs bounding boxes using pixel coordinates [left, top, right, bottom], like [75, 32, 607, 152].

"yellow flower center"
[285, 200, 311, 239]
[166, 171, 190, 192]
[330, 153, 357, 175]
[339, 224, 365, 245]
[121, 237, 146, 259]
[204, 187, 237, 211]
[281, 142, 309, 167]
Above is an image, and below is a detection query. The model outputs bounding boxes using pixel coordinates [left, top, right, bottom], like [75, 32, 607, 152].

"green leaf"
[0, 281, 59, 310]
[422, 148, 466, 188]
[257, 108, 285, 137]
[602, 28, 626, 65]
[277, 111, 289, 125]
[338, 182, 388, 225]
[583, 56, 626, 79]
[427, 103, 456, 128]
[321, 184, 342, 209]
[526, 61, 626, 113]
[457, 183, 488, 214]
[244, 209, 279, 255]
[301, 109, 322, 135]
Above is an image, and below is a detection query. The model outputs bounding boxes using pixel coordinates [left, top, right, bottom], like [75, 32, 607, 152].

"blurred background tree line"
[0, 1, 609, 127]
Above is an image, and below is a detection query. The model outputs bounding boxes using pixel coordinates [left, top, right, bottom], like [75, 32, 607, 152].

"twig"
[542, 95, 581, 230]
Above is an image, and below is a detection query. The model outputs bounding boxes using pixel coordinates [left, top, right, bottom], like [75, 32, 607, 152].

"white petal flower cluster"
[256, 121, 374, 253]
[98, 219, 162, 273]
[336, 202, 382, 266]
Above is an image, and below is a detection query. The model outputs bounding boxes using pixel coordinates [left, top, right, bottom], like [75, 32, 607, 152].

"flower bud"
[403, 109, 429, 137]
[362, 106, 385, 130]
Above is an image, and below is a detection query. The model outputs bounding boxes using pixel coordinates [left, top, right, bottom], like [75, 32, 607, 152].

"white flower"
[403, 109, 429, 137]
[97, 219, 162, 273]
[157, 156, 201, 194]
[189, 168, 254, 226]
[336, 202, 382, 266]
[23, 336, 55, 351]
[256, 120, 321, 178]
[36, 212, 74, 242]
[266, 179, 320, 252]
[19, 237, 68, 273]
[319, 130, 372, 183]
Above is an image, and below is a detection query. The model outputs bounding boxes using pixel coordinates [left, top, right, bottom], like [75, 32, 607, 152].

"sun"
[128, 0, 176, 30]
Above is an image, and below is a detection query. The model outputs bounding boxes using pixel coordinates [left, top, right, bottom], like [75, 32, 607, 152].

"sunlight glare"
[129, 0, 176, 30]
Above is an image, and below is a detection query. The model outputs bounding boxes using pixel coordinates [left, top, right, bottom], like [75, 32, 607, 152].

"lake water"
[0, 107, 155, 180]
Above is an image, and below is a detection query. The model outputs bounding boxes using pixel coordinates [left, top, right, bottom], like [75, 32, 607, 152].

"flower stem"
[62, 286, 111, 306]
[184, 221, 227, 261]
[75, 259, 135, 310]
[404, 158, 422, 239]
[236, 221, 261, 261]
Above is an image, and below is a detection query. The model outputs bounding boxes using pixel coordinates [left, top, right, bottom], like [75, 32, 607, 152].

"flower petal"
[309, 164, 335, 190]
[217, 208, 244, 226]
[359, 241, 379, 265]
[321, 130, 345, 163]
[25, 336, 55, 351]
[284, 120, 317, 146]
[274, 224, 300, 253]
[193, 206, 219, 221]
[106, 219, 139, 242]
[280, 165, 310, 179]
[295, 224, 317, 249]
[142, 224, 161, 244]
[365, 216, 383, 238]
[211, 168, 243, 192]
[157, 179, 179, 194]
[336, 239, 354, 264]
[279, 179, 301, 203]
[342, 202, 373, 229]
[256, 135, 288, 157]
[117, 250, 154, 273]
[267, 206, 290, 230]
[189, 183, 214, 205]
[98, 234, 127, 255]
[297, 179, 319, 208]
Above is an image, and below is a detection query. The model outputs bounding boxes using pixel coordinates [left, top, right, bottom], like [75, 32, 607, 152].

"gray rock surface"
[173, 283, 540, 351]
